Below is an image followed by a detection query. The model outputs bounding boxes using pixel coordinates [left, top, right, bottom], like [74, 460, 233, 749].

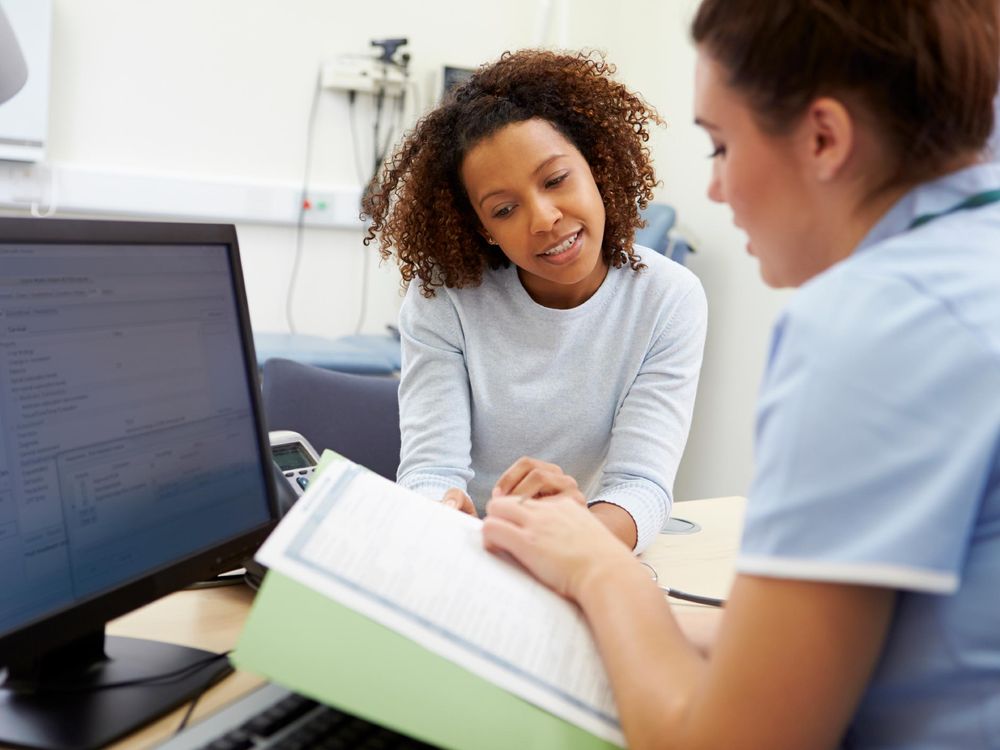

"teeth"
[542, 233, 578, 256]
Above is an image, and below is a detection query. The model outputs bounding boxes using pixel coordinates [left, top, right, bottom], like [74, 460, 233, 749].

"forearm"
[598, 281, 707, 551]
[589, 484, 668, 552]
[397, 296, 473, 493]
[589, 501, 638, 550]
[577, 562, 709, 750]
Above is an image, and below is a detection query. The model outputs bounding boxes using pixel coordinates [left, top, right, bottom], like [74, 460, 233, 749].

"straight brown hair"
[692, 0, 999, 185]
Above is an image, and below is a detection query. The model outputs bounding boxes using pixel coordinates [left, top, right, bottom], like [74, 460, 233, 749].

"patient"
[363, 49, 706, 551]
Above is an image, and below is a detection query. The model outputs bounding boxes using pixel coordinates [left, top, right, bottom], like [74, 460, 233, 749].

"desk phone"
[269, 430, 320, 498]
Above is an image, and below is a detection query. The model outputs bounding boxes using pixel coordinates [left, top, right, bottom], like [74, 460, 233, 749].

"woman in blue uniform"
[483, 1, 1000, 748]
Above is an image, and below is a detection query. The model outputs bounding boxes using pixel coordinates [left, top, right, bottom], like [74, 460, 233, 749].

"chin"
[758, 263, 789, 289]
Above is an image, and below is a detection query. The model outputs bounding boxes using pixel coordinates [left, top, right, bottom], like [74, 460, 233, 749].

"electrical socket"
[321, 59, 406, 95]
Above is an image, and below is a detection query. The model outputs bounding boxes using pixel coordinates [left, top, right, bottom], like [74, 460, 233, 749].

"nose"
[528, 196, 562, 234]
[707, 160, 724, 204]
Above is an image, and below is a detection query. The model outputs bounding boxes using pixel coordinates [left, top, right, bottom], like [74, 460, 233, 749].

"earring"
[486, 235, 497, 245]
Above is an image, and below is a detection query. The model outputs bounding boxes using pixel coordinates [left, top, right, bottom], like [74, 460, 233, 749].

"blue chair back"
[635, 203, 692, 265]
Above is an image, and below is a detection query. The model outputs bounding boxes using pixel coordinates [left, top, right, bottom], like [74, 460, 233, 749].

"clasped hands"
[440, 456, 585, 515]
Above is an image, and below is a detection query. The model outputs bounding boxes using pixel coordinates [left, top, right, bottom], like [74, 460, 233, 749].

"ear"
[477, 226, 497, 245]
[800, 97, 855, 182]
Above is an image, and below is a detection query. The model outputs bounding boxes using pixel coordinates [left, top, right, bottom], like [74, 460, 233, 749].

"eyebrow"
[694, 117, 719, 131]
[477, 153, 568, 209]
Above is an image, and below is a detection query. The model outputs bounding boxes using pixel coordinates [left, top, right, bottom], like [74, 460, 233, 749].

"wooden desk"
[643, 495, 746, 599]
[642, 496, 746, 648]
[103, 584, 262, 750]
[27, 496, 746, 750]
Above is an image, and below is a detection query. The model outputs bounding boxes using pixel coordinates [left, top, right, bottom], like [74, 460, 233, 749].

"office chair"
[635, 202, 693, 265]
[260, 357, 401, 480]
[253, 330, 401, 376]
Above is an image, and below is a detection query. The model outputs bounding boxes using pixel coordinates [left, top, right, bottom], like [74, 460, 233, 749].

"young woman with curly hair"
[363, 49, 707, 552]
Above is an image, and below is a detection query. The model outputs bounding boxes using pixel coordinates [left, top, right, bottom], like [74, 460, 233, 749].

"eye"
[492, 204, 515, 219]
[544, 172, 569, 189]
[708, 144, 727, 159]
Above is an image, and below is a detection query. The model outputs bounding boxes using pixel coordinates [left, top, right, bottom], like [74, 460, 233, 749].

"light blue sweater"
[396, 248, 707, 552]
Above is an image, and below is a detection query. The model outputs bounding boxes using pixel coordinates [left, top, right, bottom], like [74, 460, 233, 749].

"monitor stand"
[0, 631, 232, 750]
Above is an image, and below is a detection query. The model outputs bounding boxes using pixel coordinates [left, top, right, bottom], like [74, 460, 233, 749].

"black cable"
[349, 90, 374, 337]
[39, 650, 233, 694]
[375, 82, 406, 168]
[353, 71, 407, 336]
[640, 561, 726, 608]
[285, 66, 324, 334]
[348, 92, 369, 190]
[354, 242, 371, 336]
[186, 569, 246, 590]
[174, 690, 203, 735]
[371, 80, 386, 178]
[661, 586, 726, 608]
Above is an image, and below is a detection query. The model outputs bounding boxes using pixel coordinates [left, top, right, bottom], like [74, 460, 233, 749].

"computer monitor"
[440, 64, 474, 99]
[0, 218, 278, 750]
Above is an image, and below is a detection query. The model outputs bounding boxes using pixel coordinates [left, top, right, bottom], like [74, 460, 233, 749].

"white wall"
[30, 0, 558, 338]
[567, 1, 791, 501]
[9, 0, 788, 501]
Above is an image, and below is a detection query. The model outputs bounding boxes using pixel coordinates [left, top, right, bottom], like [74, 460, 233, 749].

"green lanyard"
[908, 188, 1000, 229]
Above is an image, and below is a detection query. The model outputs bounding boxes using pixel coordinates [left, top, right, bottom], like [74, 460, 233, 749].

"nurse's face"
[694, 51, 821, 288]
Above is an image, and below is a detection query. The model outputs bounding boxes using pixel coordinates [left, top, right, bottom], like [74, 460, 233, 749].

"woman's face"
[694, 51, 821, 288]
[461, 118, 608, 309]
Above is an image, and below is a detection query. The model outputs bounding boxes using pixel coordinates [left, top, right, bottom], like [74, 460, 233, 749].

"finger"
[482, 515, 532, 561]
[533, 488, 586, 506]
[493, 456, 559, 496]
[442, 488, 469, 511]
[508, 468, 578, 499]
[493, 457, 535, 496]
[485, 495, 532, 523]
[458, 495, 478, 516]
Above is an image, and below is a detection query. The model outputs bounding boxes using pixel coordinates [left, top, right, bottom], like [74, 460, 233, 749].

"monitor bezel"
[0, 216, 280, 664]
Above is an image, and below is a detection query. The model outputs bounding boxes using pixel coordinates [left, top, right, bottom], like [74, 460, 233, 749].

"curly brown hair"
[362, 49, 663, 297]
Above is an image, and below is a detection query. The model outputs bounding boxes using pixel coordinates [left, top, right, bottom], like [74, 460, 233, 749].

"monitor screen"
[0, 218, 277, 750]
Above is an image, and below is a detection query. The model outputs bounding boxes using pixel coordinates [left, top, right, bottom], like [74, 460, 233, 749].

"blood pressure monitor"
[269, 430, 321, 498]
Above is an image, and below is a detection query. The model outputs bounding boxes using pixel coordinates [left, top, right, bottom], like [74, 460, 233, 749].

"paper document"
[255, 457, 624, 746]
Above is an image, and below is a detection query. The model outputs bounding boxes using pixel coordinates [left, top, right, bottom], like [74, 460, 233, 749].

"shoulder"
[775, 268, 905, 376]
[620, 246, 707, 326]
[399, 281, 463, 342]
[772, 253, 998, 418]
[400, 267, 514, 331]
[630, 244, 701, 291]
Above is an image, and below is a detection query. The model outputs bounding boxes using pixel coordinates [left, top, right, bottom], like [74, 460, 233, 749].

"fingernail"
[444, 498, 456, 508]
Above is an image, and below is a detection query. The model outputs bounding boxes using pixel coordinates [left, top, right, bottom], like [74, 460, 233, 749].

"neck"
[832, 150, 984, 264]
[833, 183, 909, 262]
[517, 261, 609, 309]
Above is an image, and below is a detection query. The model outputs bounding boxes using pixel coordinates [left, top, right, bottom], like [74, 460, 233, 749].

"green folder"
[232, 455, 620, 749]
[233, 572, 619, 749]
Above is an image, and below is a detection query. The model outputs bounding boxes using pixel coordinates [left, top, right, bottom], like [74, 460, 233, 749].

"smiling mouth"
[539, 231, 580, 257]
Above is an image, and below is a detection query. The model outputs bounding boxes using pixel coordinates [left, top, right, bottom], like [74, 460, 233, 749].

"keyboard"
[156, 682, 438, 749]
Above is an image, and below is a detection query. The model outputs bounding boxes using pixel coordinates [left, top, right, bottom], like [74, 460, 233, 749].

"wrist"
[588, 501, 638, 550]
[571, 554, 647, 611]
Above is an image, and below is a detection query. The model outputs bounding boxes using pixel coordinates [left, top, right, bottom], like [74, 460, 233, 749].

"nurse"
[484, 1, 1000, 748]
